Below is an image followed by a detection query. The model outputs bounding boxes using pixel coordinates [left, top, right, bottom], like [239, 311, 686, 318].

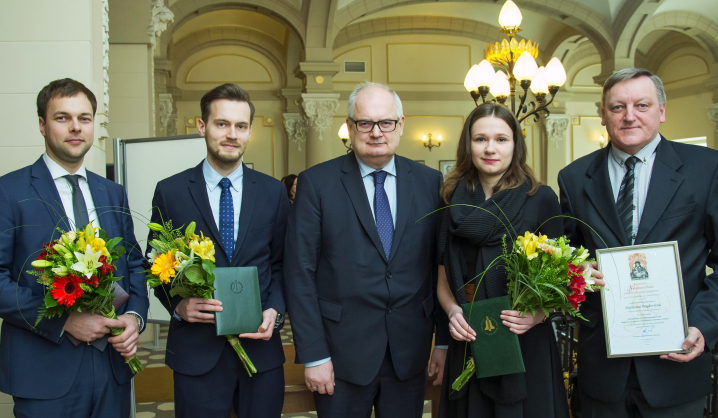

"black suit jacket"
[283, 153, 449, 386]
[148, 162, 289, 376]
[558, 137, 718, 407]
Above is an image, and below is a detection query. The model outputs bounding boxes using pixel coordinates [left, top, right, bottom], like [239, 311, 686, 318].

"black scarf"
[439, 177, 530, 404]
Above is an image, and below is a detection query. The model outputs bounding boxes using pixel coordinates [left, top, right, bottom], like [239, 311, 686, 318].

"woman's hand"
[500, 310, 546, 335]
[448, 307, 476, 342]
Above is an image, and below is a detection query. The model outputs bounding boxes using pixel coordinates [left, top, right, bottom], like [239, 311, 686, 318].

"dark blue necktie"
[219, 178, 234, 263]
[371, 170, 394, 259]
[616, 156, 639, 243]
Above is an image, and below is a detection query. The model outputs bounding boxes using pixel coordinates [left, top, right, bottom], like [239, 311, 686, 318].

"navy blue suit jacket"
[0, 157, 148, 399]
[148, 162, 288, 376]
[559, 138, 718, 407]
[283, 153, 449, 386]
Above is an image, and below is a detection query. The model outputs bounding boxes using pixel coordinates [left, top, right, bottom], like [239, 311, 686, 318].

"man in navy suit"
[0, 78, 148, 417]
[284, 82, 448, 417]
[148, 83, 289, 417]
[559, 68, 718, 417]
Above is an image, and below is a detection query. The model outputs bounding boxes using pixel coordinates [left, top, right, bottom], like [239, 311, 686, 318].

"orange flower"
[151, 250, 178, 284]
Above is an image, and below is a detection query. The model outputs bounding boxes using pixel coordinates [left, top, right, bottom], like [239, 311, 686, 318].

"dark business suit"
[284, 153, 449, 416]
[148, 161, 288, 417]
[0, 157, 148, 417]
[558, 137, 718, 410]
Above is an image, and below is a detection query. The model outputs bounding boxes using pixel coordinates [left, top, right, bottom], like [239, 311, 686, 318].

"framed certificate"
[596, 241, 690, 358]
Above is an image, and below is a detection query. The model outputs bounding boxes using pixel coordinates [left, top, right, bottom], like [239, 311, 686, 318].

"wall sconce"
[338, 123, 352, 153]
[422, 133, 442, 151]
[599, 134, 607, 148]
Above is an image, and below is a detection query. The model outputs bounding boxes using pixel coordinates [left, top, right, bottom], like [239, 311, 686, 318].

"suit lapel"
[86, 172, 116, 237]
[388, 157, 413, 263]
[188, 163, 224, 255]
[635, 138, 683, 244]
[583, 146, 630, 246]
[30, 158, 70, 231]
[232, 164, 256, 264]
[340, 154, 388, 262]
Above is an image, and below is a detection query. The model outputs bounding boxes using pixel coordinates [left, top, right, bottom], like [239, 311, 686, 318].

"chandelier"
[463, 0, 567, 123]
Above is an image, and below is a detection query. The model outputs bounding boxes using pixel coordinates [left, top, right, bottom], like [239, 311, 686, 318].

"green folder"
[461, 295, 525, 379]
[213, 267, 263, 336]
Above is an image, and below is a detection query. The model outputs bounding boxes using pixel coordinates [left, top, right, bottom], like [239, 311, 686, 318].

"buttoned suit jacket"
[558, 137, 718, 407]
[148, 162, 289, 376]
[0, 157, 148, 399]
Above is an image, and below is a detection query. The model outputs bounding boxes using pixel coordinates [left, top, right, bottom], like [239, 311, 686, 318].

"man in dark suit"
[148, 83, 289, 417]
[559, 68, 718, 417]
[0, 78, 148, 417]
[284, 82, 448, 417]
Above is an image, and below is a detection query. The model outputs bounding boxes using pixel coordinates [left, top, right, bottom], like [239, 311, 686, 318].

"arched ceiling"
[656, 0, 718, 27]
[172, 10, 288, 45]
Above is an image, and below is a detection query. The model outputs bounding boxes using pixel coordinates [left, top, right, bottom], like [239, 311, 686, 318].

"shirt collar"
[610, 132, 661, 167]
[42, 153, 88, 181]
[355, 154, 397, 179]
[203, 158, 243, 192]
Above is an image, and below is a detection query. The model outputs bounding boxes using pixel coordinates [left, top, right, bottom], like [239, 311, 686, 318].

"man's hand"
[501, 310, 545, 335]
[108, 314, 140, 357]
[660, 327, 705, 363]
[175, 298, 222, 323]
[239, 309, 278, 341]
[305, 360, 335, 395]
[63, 311, 124, 342]
[584, 261, 606, 289]
[428, 348, 447, 386]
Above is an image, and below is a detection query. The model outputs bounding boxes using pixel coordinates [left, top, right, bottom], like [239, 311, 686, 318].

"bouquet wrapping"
[145, 221, 256, 376]
[30, 223, 144, 374]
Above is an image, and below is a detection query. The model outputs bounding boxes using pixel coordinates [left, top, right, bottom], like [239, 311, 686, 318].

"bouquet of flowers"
[452, 231, 596, 391]
[145, 220, 256, 376]
[29, 223, 144, 374]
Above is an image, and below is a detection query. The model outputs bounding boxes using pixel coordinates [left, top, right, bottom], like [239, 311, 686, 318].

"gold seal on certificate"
[596, 242, 690, 358]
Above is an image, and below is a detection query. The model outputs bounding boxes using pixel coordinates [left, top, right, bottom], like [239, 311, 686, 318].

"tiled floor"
[135, 320, 434, 417]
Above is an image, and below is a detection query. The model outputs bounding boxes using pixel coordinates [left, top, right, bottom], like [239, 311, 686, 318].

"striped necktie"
[615, 156, 639, 243]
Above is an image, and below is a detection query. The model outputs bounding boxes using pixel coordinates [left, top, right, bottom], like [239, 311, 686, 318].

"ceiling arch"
[635, 11, 718, 63]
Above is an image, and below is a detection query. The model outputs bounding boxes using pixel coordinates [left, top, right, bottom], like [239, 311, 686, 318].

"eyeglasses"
[349, 119, 399, 133]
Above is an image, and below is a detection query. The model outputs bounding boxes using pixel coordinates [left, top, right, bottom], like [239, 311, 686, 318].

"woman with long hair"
[437, 103, 568, 418]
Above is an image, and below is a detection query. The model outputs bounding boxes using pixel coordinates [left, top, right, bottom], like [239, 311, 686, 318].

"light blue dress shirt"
[203, 159, 243, 242]
[607, 133, 660, 244]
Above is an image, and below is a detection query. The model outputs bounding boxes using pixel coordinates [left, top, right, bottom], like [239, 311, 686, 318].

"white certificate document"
[596, 242, 689, 357]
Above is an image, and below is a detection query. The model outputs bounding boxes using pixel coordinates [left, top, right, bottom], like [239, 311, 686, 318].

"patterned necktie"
[371, 170, 394, 259]
[615, 156, 639, 243]
[219, 178, 234, 263]
[64, 175, 90, 229]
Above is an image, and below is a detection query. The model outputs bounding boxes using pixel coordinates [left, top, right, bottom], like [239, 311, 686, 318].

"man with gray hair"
[559, 68, 718, 416]
[284, 81, 448, 417]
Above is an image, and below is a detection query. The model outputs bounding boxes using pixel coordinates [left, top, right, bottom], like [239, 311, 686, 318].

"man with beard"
[0, 78, 148, 417]
[148, 84, 289, 417]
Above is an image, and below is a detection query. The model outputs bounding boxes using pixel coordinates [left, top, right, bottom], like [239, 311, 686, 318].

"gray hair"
[347, 81, 404, 120]
[601, 68, 666, 109]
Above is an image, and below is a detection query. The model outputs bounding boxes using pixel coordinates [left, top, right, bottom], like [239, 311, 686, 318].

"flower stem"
[451, 357, 476, 392]
[103, 307, 145, 375]
[226, 335, 257, 376]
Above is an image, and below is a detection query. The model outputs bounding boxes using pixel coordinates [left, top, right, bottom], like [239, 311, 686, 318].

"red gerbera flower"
[50, 274, 84, 307]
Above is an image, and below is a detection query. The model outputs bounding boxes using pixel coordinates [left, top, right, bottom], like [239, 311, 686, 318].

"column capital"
[295, 61, 341, 93]
[301, 93, 340, 141]
[545, 115, 571, 149]
[284, 113, 309, 151]
[708, 103, 718, 131]
[158, 93, 176, 136]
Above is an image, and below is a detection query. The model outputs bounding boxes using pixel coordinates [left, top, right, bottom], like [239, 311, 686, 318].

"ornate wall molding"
[708, 103, 718, 131]
[102, 0, 109, 117]
[158, 93, 176, 136]
[301, 94, 339, 141]
[284, 113, 308, 151]
[148, 0, 174, 136]
[545, 115, 571, 149]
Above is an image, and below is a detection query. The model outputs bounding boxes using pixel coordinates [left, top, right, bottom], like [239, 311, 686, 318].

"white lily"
[71, 244, 103, 279]
[147, 248, 160, 263]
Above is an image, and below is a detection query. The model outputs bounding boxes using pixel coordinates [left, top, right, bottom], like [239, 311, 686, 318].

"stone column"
[147, 0, 174, 136]
[302, 94, 340, 168]
[544, 115, 571, 192]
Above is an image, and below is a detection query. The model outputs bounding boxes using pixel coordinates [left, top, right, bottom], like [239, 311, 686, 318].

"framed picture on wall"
[245, 163, 254, 169]
[414, 160, 425, 165]
[439, 160, 456, 177]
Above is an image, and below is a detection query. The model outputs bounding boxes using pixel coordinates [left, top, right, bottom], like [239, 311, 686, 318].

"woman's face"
[470, 116, 515, 180]
[291, 178, 297, 198]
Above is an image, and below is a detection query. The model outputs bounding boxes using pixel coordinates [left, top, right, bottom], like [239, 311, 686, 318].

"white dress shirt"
[202, 159, 244, 242]
[607, 133, 661, 244]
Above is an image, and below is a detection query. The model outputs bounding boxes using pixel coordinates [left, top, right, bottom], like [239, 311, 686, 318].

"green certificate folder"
[461, 295, 525, 379]
[213, 267, 263, 336]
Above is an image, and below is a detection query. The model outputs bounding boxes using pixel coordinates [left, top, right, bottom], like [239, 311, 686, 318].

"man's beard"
[210, 144, 243, 164]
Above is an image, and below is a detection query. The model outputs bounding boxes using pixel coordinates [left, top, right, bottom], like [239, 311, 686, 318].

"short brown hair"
[200, 83, 255, 124]
[37, 78, 97, 120]
[441, 103, 540, 203]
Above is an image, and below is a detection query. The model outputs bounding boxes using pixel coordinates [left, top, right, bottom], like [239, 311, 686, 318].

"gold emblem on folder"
[482, 315, 498, 335]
